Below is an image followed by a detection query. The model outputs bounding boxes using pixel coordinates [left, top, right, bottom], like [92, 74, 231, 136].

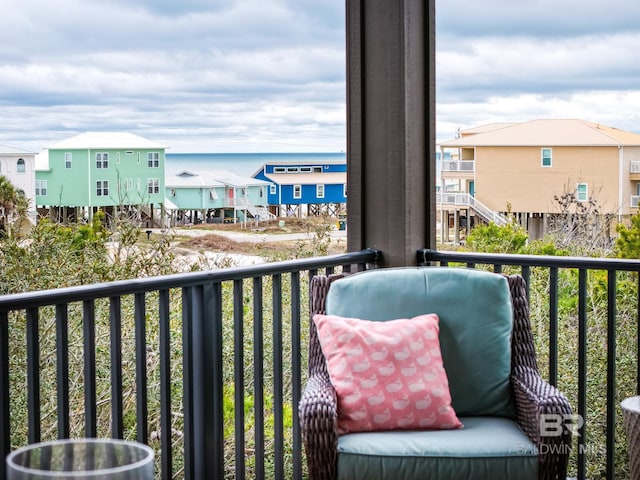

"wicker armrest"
[512, 366, 572, 479]
[299, 372, 338, 479]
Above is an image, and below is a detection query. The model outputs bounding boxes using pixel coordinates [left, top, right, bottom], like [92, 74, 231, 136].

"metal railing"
[0, 249, 380, 480]
[3, 246, 639, 479]
[419, 248, 640, 480]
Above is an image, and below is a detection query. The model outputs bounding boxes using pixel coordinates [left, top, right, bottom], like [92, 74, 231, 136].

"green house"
[36, 132, 166, 224]
[165, 170, 271, 225]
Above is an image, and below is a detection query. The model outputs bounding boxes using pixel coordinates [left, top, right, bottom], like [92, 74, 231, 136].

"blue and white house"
[253, 160, 347, 217]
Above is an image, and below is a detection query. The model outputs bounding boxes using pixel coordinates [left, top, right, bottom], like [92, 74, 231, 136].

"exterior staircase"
[436, 193, 508, 226]
[246, 205, 275, 221]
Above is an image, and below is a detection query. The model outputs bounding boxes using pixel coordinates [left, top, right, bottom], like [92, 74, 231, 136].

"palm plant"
[0, 175, 25, 234]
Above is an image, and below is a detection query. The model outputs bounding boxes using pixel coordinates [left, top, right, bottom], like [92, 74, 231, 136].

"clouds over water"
[1, 0, 639, 151]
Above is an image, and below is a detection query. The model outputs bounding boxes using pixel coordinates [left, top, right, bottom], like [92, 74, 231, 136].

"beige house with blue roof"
[438, 119, 640, 242]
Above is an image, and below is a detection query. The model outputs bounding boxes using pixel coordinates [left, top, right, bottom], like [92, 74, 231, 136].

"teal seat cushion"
[325, 267, 515, 418]
[336, 417, 537, 480]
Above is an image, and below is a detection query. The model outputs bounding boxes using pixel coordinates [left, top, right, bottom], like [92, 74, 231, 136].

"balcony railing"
[0, 249, 379, 480]
[419, 248, 640, 480]
[2, 247, 640, 479]
[441, 160, 474, 172]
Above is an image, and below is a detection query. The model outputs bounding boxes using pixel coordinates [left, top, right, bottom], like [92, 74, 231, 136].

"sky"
[1, 0, 640, 153]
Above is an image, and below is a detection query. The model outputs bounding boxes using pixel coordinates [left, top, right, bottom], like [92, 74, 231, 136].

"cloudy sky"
[1, 0, 640, 153]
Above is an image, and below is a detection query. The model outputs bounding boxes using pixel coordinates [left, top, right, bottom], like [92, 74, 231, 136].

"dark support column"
[346, 0, 436, 266]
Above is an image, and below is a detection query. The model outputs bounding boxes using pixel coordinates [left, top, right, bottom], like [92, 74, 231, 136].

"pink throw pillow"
[313, 313, 462, 434]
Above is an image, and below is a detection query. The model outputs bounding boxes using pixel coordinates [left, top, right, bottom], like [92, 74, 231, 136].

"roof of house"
[459, 122, 519, 136]
[0, 143, 36, 155]
[166, 170, 270, 188]
[48, 132, 167, 150]
[251, 159, 345, 177]
[263, 172, 346, 185]
[440, 119, 640, 147]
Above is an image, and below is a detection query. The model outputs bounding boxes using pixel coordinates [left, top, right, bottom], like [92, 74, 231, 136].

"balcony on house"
[440, 159, 475, 173]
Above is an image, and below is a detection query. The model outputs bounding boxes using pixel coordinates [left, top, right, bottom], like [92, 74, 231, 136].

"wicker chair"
[299, 268, 572, 480]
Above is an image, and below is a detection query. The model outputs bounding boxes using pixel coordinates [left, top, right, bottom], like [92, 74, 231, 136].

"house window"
[148, 152, 160, 168]
[300, 166, 312, 173]
[65, 153, 72, 169]
[287, 167, 299, 173]
[96, 180, 109, 196]
[293, 184, 302, 199]
[35, 180, 47, 196]
[316, 184, 325, 198]
[313, 166, 322, 173]
[344, 184, 347, 197]
[259, 187, 264, 198]
[96, 153, 109, 169]
[270, 184, 276, 194]
[170, 188, 176, 197]
[274, 167, 286, 173]
[541, 148, 552, 167]
[209, 188, 218, 200]
[576, 183, 588, 202]
[124, 178, 133, 191]
[17, 158, 25, 173]
[148, 178, 160, 194]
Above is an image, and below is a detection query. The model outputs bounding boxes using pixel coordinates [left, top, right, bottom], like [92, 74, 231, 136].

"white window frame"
[316, 184, 325, 198]
[148, 152, 160, 168]
[65, 153, 72, 169]
[293, 184, 302, 199]
[576, 183, 588, 202]
[16, 158, 25, 173]
[541, 148, 552, 167]
[96, 152, 109, 169]
[148, 178, 160, 194]
[96, 180, 109, 197]
[274, 167, 286, 173]
[270, 183, 276, 194]
[35, 180, 47, 196]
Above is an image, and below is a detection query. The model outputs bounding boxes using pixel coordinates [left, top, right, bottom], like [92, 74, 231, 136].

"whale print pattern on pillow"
[313, 313, 462, 434]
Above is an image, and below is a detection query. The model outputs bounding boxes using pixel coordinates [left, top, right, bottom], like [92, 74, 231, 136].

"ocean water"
[165, 152, 346, 177]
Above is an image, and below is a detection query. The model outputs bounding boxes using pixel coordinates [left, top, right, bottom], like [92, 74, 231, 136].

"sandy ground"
[148, 226, 347, 243]
[147, 226, 348, 271]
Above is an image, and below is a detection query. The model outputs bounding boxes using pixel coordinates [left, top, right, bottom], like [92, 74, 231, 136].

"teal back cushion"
[325, 267, 515, 418]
